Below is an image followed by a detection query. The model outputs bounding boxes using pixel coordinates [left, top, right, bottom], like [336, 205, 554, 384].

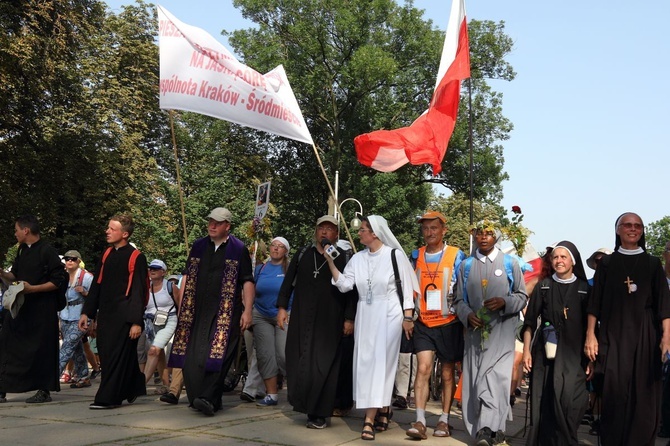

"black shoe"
[160, 392, 179, 404]
[510, 395, 516, 407]
[392, 396, 408, 409]
[0, 392, 6, 403]
[90, 402, 119, 410]
[127, 395, 137, 404]
[475, 427, 493, 446]
[514, 387, 522, 396]
[239, 391, 255, 403]
[89, 369, 101, 380]
[306, 417, 327, 429]
[26, 390, 51, 404]
[193, 397, 215, 416]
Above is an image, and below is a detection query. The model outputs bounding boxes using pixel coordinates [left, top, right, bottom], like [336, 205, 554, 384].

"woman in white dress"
[326, 215, 418, 441]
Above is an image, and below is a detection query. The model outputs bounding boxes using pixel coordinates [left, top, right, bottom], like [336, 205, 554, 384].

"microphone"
[321, 238, 340, 260]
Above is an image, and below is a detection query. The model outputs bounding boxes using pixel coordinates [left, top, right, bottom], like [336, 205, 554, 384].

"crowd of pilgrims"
[1, 210, 669, 446]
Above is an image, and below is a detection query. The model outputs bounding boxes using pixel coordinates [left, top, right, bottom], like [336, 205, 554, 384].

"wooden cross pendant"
[624, 276, 635, 294]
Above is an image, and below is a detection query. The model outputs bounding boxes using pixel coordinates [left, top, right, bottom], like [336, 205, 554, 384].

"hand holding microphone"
[321, 238, 340, 260]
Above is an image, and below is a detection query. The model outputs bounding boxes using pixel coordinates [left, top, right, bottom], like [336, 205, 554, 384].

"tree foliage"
[1, 0, 517, 269]
[645, 216, 670, 258]
[229, 0, 516, 249]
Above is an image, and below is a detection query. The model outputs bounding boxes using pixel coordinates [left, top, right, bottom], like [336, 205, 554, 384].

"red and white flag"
[354, 0, 470, 175]
[158, 5, 313, 145]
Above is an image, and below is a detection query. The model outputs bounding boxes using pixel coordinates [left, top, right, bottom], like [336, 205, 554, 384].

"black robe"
[524, 278, 590, 446]
[181, 238, 253, 409]
[277, 245, 357, 418]
[83, 244, 147, 405]
[0, 239, 63, 393]
[587, 252, 670, 446]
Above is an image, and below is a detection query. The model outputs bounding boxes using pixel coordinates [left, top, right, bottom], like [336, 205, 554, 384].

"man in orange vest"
[406, 211, 466, 440]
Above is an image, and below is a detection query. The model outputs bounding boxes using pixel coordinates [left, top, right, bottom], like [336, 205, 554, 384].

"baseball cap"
[63, 250, 81, 259]
[148, 259, 167, 270]
[207, 207, 233, 222]
[316, 215, 338, 227]
[418, 211, 447, 224]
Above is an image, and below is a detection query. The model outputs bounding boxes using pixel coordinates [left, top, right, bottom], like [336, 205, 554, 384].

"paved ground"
[0, 379, 666, 445]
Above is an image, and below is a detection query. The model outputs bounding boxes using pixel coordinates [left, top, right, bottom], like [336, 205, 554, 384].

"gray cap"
[207, 207, 233, 222]
[316, 215, 338, 227]
[63, 250, 81, 259]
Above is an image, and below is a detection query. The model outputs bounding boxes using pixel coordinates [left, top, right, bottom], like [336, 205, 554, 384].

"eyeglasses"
[357, 228, 372, 233]
[270, 243, 286, 249]
[64, 257, 78, 262]
[317, 225, 337, 232]
[618, 222, 643, 230]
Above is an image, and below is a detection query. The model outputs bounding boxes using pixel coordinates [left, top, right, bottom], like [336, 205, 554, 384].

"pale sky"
[106, 0, 670, 276]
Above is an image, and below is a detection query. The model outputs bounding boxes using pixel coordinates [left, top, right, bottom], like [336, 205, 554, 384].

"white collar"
[617, 246, 644, 255]
[552, 272, 576, 284]
[476, 247, 499, 263]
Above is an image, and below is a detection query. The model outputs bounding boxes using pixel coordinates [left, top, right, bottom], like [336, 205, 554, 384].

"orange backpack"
[96, 247, 149, 307]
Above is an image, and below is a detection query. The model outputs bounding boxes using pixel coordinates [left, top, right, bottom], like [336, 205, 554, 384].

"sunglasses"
[618, 222, 643, 230]
[64, 257, 78, 262]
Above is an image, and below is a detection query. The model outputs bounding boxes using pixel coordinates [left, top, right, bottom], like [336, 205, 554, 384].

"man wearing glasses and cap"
[169, 207, 255, 416]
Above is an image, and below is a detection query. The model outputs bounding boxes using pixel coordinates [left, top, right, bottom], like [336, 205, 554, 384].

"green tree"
[0, 0, 171, 266]
[645, 216, 670, 258]
[229, 0, 515, 251]
[427, 192, 502, 253]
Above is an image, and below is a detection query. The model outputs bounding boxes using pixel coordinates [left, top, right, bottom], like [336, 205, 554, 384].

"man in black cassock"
[276, 215, 357, 429]
[0, 215, 65, 403]
[586, 212, 670, 445]
[79, 214, 147, 409]
[168, 207, 255, 415]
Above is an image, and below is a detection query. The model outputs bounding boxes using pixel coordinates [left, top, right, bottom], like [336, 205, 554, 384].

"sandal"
[70, 378, 91, 388]
[374, 408, 393, 432]
[361, 421, 376, 441]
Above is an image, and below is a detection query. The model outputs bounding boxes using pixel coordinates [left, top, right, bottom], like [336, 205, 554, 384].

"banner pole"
[311, 144, 357, 253]
[169, 110, 191, 257]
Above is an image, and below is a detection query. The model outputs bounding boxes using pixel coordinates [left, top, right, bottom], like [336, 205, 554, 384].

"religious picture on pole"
[255, 181, 271, 218]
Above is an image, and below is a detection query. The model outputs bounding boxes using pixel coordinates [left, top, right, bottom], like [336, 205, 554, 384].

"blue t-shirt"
[254, 262, 290, 318]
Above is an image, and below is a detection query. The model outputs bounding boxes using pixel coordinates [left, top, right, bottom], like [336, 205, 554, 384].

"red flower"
[512, 205, 522, 214]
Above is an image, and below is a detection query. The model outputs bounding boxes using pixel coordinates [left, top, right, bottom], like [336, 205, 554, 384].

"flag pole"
[310, 143, 357, 253]
[467, 77, 474, 254]
[169, 110, 191, 257]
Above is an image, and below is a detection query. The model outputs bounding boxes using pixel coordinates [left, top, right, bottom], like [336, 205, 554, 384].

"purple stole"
[169, 235, 244, 372]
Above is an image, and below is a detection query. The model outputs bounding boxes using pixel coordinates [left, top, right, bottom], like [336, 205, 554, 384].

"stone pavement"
[0, 380, 666, 446]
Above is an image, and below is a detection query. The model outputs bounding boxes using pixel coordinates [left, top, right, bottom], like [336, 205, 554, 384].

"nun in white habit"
[326, 215, 418, 441]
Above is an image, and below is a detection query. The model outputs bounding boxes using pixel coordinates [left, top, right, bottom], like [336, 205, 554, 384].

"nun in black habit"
[522, 240, 591, 446]
[585, 212, 670, 446]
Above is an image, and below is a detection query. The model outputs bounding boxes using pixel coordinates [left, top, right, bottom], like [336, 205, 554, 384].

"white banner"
[158, 5, 314, 145]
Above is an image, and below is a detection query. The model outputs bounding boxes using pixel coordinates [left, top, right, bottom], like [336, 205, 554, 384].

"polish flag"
[354, 0, 470, 175]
